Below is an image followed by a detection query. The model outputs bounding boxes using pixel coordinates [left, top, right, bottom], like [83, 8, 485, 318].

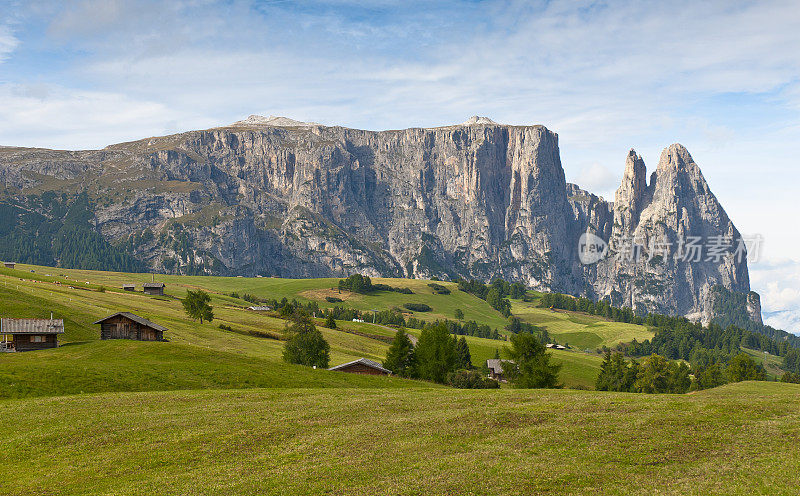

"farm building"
[486, 359, 513, 382]
[328, 358, 392, 376]
[142, 282, 165, 295]
[93, 312, 167, 341]
[122, 284, 136, 291]
[248, 306, 272, 311]
[0, 318, 64, 352]
[3, 262, 15, 269]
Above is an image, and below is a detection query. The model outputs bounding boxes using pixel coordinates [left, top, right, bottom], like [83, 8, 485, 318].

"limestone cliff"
[0, 117, 757, 322]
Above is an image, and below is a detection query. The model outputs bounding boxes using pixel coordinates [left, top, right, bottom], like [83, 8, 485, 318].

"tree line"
[384, 326, 560, 389]
[596, 351, 767, 393]
[541, 291, 799, 373]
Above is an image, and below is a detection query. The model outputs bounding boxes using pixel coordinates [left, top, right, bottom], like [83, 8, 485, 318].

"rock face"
[0, 117, 757, 321]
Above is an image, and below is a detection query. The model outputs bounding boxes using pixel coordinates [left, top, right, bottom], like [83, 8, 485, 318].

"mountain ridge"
[0, 117, 757, 323]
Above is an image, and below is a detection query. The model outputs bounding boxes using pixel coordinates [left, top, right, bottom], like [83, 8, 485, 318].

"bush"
[427, 283, 451, 295]
[403, 302, 432, 312]
[447, 369, 499, 389]
[325, 296, 343, 303]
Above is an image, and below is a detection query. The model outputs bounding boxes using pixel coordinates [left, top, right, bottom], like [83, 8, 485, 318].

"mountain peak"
[233, 115, 322, 127]
[657, 143, 695, 171]
[462, 116, 498, 126]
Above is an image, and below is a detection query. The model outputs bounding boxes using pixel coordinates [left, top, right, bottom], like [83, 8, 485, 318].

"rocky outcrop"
[0, 117, 758, 322]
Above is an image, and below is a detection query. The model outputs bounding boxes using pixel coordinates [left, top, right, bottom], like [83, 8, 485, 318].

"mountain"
[0, 116, 757, 322]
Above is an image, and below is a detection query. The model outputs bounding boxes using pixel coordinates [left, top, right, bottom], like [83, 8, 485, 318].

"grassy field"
[1, 264, 510, 330]
[1, 381, 799, 495]
[0, 264, 605, 396]
[511, 294, 655, 350]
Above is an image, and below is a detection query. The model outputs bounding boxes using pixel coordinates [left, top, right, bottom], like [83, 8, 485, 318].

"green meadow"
[511, 293, 656, 350]
[2, 264, 799, 494]
[1, 382, 799, 495]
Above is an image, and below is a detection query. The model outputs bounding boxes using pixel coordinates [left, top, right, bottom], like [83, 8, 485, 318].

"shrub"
[325, 296, 343, 303]
[427, 283, 451, 295]
[447, 369, 499, 389]
[403, 302, 432, 312]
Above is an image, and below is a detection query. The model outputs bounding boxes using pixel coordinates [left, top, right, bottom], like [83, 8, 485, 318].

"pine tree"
[383, 329, 416, 377]
[324, 313, 336, 329]
[415, 323, 458, 383]
[282, 311, 330, 368]
[503, 332, 561, 388]
[456, 336, 472, 369]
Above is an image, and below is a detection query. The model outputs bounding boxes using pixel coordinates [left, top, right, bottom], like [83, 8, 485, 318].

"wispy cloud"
[2, 0, 800, 331]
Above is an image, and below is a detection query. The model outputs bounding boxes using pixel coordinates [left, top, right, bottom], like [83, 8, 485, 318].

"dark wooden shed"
[1, 318, 64, 352]
[3, 262, 15, 269]
[328, 358, 392, 376]
[93, 312, 167, 341]
[122, 284, 136, 291]
[142, 282, 165, 296]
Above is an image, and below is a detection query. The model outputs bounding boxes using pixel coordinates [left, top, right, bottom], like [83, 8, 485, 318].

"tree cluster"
[596, 351, 767, 393]
[282, 311, 330, 368]
[383, 324, 476, 385]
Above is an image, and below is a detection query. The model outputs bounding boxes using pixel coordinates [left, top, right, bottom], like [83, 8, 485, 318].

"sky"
[1, 0, 799, 332]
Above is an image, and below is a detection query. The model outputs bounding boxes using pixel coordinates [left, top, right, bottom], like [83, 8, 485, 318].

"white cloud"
[0, 24, 18, 63]
[0, 83, 211, 149]
[573, 162, 619, 196]
[749, 258, 800, 335]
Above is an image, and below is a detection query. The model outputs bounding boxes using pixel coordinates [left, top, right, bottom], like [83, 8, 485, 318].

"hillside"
[1, 382, 799, 495]
[0, 263, 609, 394]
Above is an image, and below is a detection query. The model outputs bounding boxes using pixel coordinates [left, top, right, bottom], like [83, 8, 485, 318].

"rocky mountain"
[0, 116, 757, 322]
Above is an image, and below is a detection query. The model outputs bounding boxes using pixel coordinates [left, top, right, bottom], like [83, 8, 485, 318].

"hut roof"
[142, 282, 165, 288]
[1, 318, 64, 334]
[486, 359, 513, 374]
[328, 358, 391, 374]
[93, 312, 168, 332]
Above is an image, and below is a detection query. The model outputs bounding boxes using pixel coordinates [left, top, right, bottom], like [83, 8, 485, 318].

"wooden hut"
[328, 358, 391, 376]
[93, 312, 167, 341]
[142, 282, 165, 296]
[122, 284, 136, 291]
[0, 318, 64, 352]
[486, 359, 512, 382]
[3, 262, 15, 269]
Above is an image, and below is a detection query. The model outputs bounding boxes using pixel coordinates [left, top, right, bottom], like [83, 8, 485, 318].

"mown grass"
[511, 295, 655, 350]
[1, 382, 798, 495]
[0, 340, 429, 399]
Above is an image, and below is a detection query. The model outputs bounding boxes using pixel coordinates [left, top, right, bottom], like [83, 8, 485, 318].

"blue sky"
[1, 0, 800, 332]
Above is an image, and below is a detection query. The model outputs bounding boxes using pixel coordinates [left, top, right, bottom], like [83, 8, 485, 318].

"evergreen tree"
[726, 353, 767, 382]
[415, 322, 458, 383]
[383, 329, 416, 377]
[454, 308, 464, 320]
[456, 336, 472, 369]
[282, 311, 330, 368]
[502, 332, 561, 388]
[324, 313, 336, 329]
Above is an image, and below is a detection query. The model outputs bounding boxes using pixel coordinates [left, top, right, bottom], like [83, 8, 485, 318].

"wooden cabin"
[0, 318, 64, 352]
[122, 284, 136, 291]
[142, 282, 165, 296]
[93, 312, 167, 341]
[486, 359, 512, 382]
[3, 262, 15, 269]
[328, 358, 391, 376]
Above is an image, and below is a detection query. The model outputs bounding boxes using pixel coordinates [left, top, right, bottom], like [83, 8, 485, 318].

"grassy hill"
[511, 293, 656, 350]
[1, 382, 799, 495]
[0, 264, 604, 395]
